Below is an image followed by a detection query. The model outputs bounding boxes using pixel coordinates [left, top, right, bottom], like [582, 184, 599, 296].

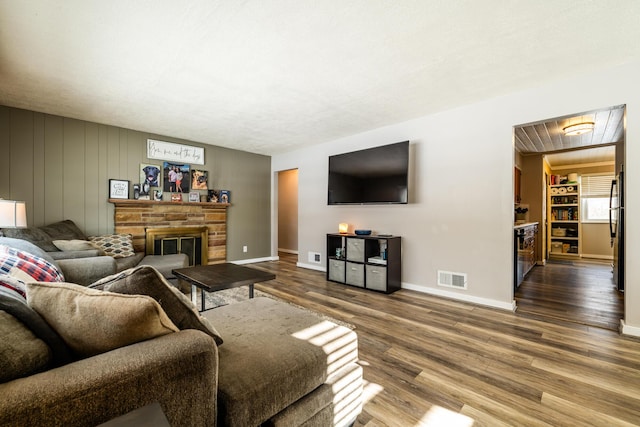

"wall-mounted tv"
[328, 141, 409, 205]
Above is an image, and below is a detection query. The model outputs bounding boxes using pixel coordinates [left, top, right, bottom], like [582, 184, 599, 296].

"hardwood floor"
[515, 259, 624, 331]
[251, 253, 640, 426]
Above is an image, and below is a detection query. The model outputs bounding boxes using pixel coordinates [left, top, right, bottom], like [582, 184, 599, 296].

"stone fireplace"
[110, 199, 228, 264]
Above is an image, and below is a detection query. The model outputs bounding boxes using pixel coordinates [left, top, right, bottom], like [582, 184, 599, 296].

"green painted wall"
[0, 105, 271, 261]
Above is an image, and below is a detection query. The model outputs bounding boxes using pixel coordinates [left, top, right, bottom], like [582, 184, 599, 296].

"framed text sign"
[147, 139, 204, 165]
[109, 179, 130, 199]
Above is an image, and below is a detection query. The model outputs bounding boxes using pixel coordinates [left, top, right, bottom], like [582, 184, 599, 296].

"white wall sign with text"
[147, 139, 204, 165]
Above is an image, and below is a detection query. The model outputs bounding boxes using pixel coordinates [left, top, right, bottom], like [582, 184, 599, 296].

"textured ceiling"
[1, 1, 640, 155]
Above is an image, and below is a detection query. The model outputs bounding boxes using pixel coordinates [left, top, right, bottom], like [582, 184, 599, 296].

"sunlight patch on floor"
[417, 406, 474, 427]
[361, 379, 383, 405]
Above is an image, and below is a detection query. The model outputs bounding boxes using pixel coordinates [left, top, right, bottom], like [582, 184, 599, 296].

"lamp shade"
[338, 223, 349, 234]
[0, 200, 27, 228]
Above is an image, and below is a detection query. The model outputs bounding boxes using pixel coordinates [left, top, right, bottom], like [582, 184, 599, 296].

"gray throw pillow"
[38, 220, 87, 241]
[0, 228, 58, 252]
[91, 265, 223, 345]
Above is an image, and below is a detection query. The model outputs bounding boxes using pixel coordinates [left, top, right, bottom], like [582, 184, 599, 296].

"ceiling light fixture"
[563, 122, 594, 136]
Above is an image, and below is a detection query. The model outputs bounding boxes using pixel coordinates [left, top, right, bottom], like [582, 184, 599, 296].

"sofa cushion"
[115, 252, 145, 271]
[0, 245, 64, 283]
[0, 310, 52, 382]
[38, 219, 87, 241]
[0, 227, 58, 252]
[27, 281, 179, 358]
[88, 234, 135, 259]
[202, 297, 359, 426]
[139, 253, 189, 279]
[0, 275, 73, 366]
[91, 265, 223, 345]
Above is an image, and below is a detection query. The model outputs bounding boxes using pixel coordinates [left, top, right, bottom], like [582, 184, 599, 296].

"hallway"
[515, 260, 624, 331]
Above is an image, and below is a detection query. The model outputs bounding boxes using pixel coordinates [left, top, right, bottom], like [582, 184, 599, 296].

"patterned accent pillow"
[88, 234, 135, 259]
[0, 245, 65, 283]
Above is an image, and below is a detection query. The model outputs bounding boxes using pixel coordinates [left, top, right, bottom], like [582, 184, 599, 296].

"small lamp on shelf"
[0, 200, 27, 228]
[338, 223, 349, 234]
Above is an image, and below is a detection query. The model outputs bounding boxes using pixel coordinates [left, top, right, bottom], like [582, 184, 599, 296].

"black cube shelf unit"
[326, 233, 401, 294]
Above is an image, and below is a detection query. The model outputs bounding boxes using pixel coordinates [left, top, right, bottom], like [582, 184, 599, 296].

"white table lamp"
[0, 200, 27, 228]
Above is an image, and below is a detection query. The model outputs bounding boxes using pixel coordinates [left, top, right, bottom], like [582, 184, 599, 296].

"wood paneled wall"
[0, 105, 271, 261]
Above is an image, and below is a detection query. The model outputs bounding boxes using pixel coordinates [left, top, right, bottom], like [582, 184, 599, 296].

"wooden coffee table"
[172, 263, 276, 312]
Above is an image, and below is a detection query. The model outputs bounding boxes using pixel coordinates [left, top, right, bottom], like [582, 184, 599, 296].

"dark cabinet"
[326, 234, 401, 293]
[514, 223, 537, 289]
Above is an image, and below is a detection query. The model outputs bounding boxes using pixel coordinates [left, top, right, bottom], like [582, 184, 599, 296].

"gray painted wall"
[0, 105, 271, 262]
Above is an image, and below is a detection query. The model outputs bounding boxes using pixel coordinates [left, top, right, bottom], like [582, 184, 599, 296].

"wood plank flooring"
[515, 259, 624, 331]
[251, 253, 640, 426]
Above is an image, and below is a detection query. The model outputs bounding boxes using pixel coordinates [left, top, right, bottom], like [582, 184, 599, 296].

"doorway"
[513, 105, 625, 331]
[277, 169, 299, 256]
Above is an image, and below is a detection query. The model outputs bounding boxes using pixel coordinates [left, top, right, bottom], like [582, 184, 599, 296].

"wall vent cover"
[308, 252, 322, 263]
[438, 270, 467, 289]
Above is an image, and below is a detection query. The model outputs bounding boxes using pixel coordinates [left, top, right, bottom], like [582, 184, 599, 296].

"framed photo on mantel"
[109, 179, 129, 199]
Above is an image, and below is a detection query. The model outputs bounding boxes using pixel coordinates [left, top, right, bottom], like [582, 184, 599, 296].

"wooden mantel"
[109, 199, 229, 264]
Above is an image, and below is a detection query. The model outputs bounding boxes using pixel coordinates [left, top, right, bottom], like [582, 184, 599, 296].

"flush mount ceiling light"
[563, 122, 595, 136]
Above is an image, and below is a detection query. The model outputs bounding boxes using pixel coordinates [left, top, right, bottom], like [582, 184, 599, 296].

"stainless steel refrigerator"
[610, 168, 624, 292]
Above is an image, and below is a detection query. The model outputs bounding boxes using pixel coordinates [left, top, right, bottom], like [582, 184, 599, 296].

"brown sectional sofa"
[0, 238, 363, 426]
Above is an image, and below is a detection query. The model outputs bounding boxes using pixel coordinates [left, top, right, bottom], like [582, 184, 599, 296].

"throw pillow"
[88, 234, 135, 259]
[27, 281, 179, 358]
[91, 265, 223, 346]
[0, 227, 58, 252]
[52, 239, 100, 252]
[0, 310, 52, 382]
[0, 276, 73, 366]
[0, 245, 65, 283]
[0, 273, 26, 299]
[38, 219, 87, 241]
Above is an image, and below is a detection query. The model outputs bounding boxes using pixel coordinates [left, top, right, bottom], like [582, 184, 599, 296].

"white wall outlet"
[242, 245, 248, 253]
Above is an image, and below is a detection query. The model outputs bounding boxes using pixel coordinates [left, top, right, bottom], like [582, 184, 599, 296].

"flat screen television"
[328, 141, 409, 205]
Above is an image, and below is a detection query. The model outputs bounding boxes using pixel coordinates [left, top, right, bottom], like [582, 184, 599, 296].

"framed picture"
[189, 191, 200, 202]
[109, 179, 129, 199]
[140, 163, 161, 196]
[208, 189, 230, 203]
[163, 162, 190, 193]
[171, 193, 182, 202]
[153, 190, 163, 201]
[191, 169, 208, 190]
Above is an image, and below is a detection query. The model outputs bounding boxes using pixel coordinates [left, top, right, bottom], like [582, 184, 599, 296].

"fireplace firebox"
[145, 226, 208, 266]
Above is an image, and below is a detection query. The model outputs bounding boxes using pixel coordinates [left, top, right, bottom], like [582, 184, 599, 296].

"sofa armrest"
[0, 330, 218, 427]
[57, 256, 117, 285]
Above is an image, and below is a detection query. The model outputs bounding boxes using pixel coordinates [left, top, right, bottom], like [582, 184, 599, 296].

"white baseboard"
[296, 262, 326, 272]
[277, 248, 299, 254]
[231, 256, 278, 265]
[581, 253, 613, 261]
[402, 282, 517, 312]
[620, 320, 640, 337]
